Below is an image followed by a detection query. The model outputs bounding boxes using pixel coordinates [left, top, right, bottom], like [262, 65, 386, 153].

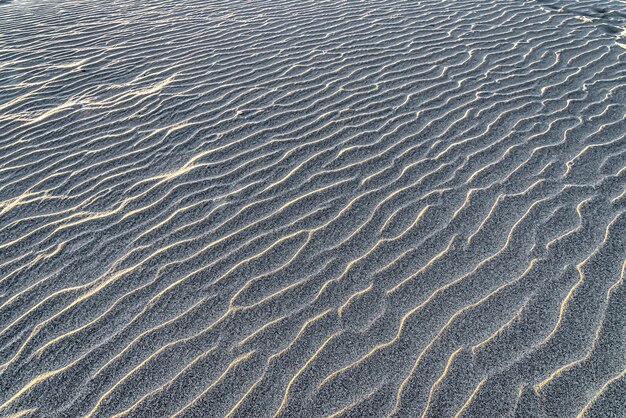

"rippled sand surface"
[1, 0, 626, 416]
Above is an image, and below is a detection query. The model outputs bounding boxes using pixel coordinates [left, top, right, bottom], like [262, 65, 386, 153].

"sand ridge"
[1, 0, 625, 416]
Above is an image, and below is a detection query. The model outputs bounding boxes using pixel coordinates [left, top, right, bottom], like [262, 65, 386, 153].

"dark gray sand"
[1, 0, 626, 417]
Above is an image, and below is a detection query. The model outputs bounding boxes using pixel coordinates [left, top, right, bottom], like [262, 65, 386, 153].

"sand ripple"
[1, 0, 625, 416]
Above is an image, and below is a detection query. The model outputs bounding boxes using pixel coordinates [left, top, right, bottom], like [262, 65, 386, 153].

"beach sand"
[1, 0, 625, 416]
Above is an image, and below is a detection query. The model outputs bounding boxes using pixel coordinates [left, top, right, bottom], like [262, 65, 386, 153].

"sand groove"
[1, 0, 625, 416]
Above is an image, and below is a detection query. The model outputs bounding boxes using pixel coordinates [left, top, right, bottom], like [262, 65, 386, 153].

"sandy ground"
[1, 0, 626, 417]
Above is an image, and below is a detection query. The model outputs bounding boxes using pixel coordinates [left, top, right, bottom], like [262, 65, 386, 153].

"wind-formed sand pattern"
[1, 0, 626, 416]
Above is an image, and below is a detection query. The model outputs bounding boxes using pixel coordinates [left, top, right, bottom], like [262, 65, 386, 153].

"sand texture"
[1, 0, 626, 417]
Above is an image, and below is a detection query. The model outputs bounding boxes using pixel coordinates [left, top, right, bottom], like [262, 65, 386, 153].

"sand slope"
[1, 0, 626, 417]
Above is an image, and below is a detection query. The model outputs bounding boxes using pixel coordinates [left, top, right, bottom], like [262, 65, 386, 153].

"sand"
[0, 0, 625, 416]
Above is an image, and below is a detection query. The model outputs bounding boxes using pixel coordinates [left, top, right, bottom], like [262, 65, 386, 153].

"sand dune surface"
[1, 0, 626, 417]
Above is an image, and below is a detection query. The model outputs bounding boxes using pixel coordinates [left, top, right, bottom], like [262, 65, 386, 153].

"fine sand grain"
[1, 0, 625, 417]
